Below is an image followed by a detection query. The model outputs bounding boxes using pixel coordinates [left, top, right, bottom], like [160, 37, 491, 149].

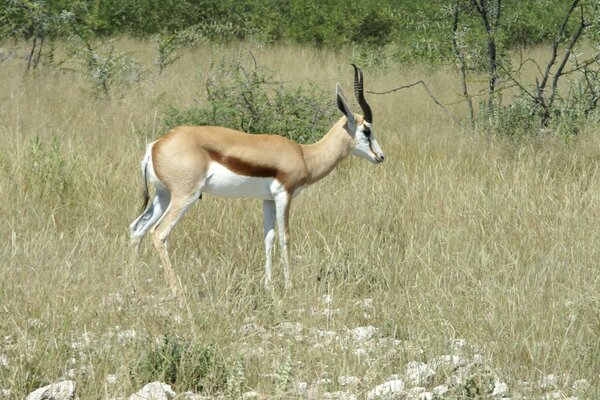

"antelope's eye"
[364, 128, 371, 138]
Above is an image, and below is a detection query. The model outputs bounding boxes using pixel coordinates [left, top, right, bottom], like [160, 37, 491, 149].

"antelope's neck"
[300, 117, 353, 185]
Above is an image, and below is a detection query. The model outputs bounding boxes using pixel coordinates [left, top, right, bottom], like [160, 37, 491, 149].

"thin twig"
[368, 80, 462, 126]
[451, 2, 474, 126]
[549, 5, 589, 107]
[538, 0, 580, 97]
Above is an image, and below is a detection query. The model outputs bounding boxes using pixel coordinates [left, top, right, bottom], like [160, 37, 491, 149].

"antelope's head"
[336, 64, 385, 164]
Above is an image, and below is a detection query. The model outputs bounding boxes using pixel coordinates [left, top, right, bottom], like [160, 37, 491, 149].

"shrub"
[163, 54, 338, 144]
[25, 136, 80, 202]
[133, 334, 227, 393]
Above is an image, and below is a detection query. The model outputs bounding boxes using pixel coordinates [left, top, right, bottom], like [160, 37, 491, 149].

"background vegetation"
[1, 0, 600, 399]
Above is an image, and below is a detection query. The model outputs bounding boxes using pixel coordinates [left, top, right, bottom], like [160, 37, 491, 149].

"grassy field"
[1, 41, 599, 399]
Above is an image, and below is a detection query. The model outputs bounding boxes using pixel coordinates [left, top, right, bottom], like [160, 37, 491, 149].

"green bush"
[25, 136, 80, 202]
[133, 334, 227, 393]
[478, 96, 540, 137]
[163, 55, 338, 144]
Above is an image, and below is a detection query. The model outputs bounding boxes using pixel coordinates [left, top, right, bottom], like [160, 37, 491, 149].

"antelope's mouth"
[373, 153, 385, 164]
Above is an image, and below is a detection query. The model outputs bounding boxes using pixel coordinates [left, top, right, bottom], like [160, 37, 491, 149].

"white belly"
[203, 162, 277, 199]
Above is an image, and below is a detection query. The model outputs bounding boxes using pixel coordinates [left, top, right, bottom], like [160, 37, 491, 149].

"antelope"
[129, 65, 384, 295]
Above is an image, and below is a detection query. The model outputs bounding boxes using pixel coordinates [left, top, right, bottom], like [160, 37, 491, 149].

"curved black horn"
[351, 64, 372, 123]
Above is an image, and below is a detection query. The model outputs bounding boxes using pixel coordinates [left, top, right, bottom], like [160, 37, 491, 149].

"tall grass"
[0, 41, 599, 398]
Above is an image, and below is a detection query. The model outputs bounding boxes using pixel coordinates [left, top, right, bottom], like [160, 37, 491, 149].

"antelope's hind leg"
[129, 187, 171, 254]
[151, 189, 202, 297]
[263, 200, 276, 290]
[274, 193, 291, 290]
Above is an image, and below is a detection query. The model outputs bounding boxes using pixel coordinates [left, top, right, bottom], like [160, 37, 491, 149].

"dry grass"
[1, 40, 599, 399]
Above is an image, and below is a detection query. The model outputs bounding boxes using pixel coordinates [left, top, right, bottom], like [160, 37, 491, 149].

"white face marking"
[204, 162, 279, 199]
[351, 122, 385, 164]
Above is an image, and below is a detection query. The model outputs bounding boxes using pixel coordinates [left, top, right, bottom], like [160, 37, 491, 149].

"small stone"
[26, 381, 76, 400]
[543, 390, 562, 399]
[241, 391, 259, 399]
[0, 354, 9, 369]
[358, 298, 374, 309]
[180, 393, 210, 400]
[129, 381, 175, 400]
[450, 339, 466, 351]
[492, 380, 508, 397]
[432, 385, 448, 396]
[407, 386, 426, 399]
[338, 376, 361, 387]
[348, 326, 378, 342]
[322, 391, 357, 400]
[352, 347, 369, 359]
[430, 355, 467, 372]
[405, 361, 435, 386]
[313, 330, 338, 343]
[572, 379, 590, 392]
[540, 374, 559, 390]
[297, 382, 308, 394]
[275, 322, 303, 340]
[367, 379, 405, 400]
[116, 329, 137, 344]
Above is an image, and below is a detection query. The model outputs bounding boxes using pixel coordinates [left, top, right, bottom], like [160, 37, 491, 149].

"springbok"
[129, 65, 384, 295]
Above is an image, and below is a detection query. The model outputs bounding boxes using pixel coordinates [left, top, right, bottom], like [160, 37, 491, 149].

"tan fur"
[136, 116, 359, 297]
[151, 119, 355, 195]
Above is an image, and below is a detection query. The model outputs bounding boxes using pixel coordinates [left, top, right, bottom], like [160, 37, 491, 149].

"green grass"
[0, 40, 599, 399]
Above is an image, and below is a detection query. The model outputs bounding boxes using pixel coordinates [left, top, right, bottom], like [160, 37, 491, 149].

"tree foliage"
[1, 0, 585, 52]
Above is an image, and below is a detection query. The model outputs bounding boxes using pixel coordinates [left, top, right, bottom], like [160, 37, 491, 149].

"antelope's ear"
[336, 84, 356, 135]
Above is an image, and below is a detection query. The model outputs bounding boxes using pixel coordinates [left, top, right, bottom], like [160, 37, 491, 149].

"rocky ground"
[1, 295, 593, 399]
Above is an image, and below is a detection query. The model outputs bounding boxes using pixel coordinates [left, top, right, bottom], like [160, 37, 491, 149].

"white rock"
[26, 381, 76, 400]
[450, 339, 466, 351]
[322, 294, 333, 304]
[572, 379, 590, 392]
[338, 376, 361, 387]
[129, 382, 175, 400]
[348, 326, 378, 342]
[407, 386, 426, 399]
[240, 323, 271, 340]
[543, 391, 562, 399]
[429, 355, 467, 372]
[297, 382, 308, 394]
[432, 385, 448, 396]
[106, 374, 118, 385]
[312, 378, 333, 386]
[1, 389, 11, 399]
[367, 379, 405, 400]
[417, 392, 433, 400]
[322, 391, 357, 400]
[241, 391, 259, 399]
[313, 330, 338, 342]
[357, 298, 374, 309]
[180, 393, 210, 400]
[472, 354, 485, 364]
[116, 329, 138, 344]
[352, 347, 370, 359]
[405, 361, 435, 386]
[0, 354, 9, 369]
[492, 380, 508, 396]
[275, 322, 303, 340]
[540, 374, 559, 390]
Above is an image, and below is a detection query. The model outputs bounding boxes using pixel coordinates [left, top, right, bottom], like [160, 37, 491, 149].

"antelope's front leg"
[263, 200, 276, 290]
[274, 194, 291, 289]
